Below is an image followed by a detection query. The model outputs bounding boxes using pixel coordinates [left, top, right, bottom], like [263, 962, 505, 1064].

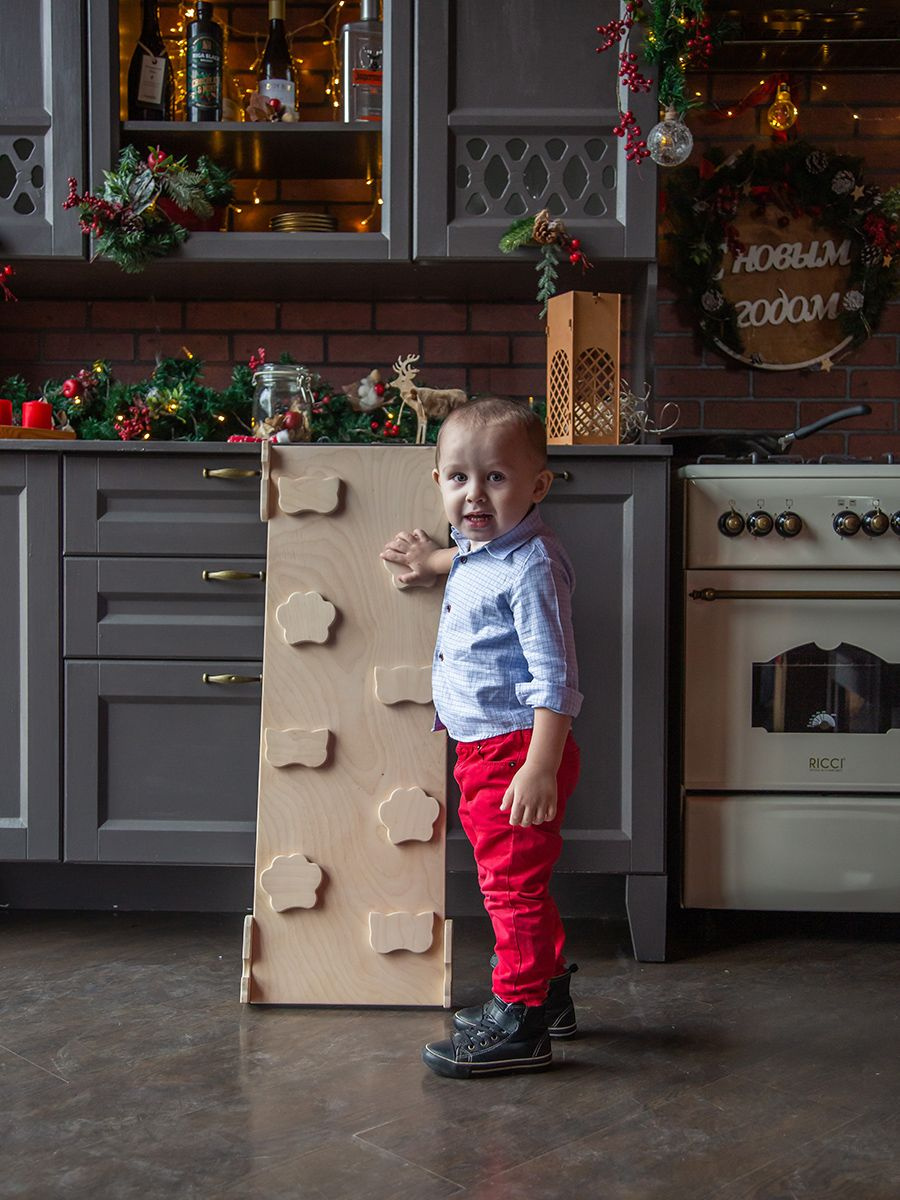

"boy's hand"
[380, 528, 442, 587]
[500, 764, 558, 827]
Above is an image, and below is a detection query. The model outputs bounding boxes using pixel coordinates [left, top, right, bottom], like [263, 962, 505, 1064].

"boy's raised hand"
[380, 528, 443, 587]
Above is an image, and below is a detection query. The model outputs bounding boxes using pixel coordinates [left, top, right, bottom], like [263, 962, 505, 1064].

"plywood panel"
[248, 446, 449, 1006]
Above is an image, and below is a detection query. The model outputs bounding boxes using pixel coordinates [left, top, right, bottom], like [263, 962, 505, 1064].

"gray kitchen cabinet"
[446, 447, 670, 961]
[413, 0, 658, 261]
[65, 660, 261, 864]
[0, 453, 60, 860]
[0, 0, 85, 257]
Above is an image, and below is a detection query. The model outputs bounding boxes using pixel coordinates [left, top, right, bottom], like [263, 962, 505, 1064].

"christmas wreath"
[63, 145, 234, 273]
[664, 141, 900, 361]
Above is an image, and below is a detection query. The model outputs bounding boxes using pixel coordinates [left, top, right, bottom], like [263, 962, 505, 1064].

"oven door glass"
[684, 569, 900, 792]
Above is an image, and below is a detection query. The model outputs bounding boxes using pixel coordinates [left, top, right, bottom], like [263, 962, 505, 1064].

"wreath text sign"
[666, 142, 899, 371]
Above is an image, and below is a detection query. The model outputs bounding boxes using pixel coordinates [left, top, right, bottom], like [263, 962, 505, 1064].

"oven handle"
[690, 588, 900, 601]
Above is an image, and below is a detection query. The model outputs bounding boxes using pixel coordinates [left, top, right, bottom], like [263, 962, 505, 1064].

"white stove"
[678, 460, 900, 913]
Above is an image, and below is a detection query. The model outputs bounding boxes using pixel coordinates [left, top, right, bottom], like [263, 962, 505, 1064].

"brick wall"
[655, 69, 900, 458]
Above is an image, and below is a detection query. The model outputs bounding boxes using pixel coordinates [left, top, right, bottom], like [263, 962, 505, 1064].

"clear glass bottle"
[258, 0, 298, 113]
[252, 364, 314, 441]
[341, 0, 383, 123]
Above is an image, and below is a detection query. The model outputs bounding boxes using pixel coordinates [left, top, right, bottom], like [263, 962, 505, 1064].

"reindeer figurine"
[389, 354, 468, 444]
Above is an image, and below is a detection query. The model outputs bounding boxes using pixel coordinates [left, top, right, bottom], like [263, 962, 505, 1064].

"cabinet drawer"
[65, 557, 266, 660]
[64, 454, 267, 556]
[65, 660, 261, 865]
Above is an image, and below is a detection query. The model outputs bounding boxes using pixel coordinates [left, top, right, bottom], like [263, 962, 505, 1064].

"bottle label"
[351, 70, 383, 121]
[259, 78, 296, 110]
[188, 35, 222, 109]
[137, 54, 166, 107]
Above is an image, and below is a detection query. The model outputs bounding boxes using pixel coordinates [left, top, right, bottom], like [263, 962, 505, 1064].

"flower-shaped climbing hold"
[260, 853, 323, 912]
[378, 787, 441, 844]
[276, 591, 337, 645]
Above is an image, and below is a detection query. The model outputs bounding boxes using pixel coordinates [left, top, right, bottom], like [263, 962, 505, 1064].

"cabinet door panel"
[65, 455, 267, 556]
[0, 0, 84, 256]
[65, 661, 261, 864]
[65, 557, 266, 659]
[414, 0, 656, 259]
[0, 455, 60, 860]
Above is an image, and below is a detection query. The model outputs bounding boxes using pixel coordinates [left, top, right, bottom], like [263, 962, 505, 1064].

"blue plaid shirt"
[432, 506, 582, 742]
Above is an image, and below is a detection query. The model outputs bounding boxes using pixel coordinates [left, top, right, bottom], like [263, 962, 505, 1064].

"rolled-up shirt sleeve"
[509, 548, 583, 718]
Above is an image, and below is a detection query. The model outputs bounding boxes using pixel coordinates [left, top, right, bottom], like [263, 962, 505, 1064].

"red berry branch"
[0, 263, 17, 302]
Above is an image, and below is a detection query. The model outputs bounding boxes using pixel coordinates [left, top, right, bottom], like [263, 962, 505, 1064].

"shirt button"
[445, 604, 451, 612]
[459, 556, 467, 563]
[438, 652, 444, 661]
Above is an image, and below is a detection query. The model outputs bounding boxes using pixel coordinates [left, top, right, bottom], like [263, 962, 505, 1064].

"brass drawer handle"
[553, 471, 572, 481]
[202, 569, 266, 582]
[202, 467, 261, 479]
[202, 673, 262, 685]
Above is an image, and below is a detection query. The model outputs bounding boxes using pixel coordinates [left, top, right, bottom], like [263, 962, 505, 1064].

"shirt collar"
[450, 504, 544, 560]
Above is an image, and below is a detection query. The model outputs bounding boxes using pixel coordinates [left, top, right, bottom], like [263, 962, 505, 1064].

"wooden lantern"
[545, 291, 621, 445]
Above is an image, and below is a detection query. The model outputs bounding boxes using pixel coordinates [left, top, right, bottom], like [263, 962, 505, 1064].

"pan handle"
[778, 404, 871, 450]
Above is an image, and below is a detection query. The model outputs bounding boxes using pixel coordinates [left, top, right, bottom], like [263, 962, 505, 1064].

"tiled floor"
[2, 908, 899, 1199]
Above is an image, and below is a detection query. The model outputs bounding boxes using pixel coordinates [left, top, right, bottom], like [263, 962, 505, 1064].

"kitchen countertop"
[0, 439, 672, 456]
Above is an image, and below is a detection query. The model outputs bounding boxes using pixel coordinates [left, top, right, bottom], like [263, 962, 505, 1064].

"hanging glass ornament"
[646, 107, 693, 167]
[767, 83, 798, 132]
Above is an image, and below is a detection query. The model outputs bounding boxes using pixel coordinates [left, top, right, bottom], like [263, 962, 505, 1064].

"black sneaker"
[422, 996, 552, 1079]
[453, 963, 578, 1040]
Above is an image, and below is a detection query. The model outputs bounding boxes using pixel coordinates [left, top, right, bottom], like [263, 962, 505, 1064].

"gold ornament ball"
[767, 85, 798, 132]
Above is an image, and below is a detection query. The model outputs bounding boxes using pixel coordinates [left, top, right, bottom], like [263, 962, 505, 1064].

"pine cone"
[532, 208, 562, 245]
[119, 208, 144, 233]
[859, 242, 883, 268]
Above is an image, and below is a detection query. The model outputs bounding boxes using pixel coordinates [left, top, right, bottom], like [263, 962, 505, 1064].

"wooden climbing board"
[244, 444, 451, 1007]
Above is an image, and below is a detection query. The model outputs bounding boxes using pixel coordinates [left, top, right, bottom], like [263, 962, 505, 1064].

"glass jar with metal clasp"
[252, 363, 314, 441]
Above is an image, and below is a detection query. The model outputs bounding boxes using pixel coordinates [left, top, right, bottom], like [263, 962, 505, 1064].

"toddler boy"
[381, 397, 582, 1078]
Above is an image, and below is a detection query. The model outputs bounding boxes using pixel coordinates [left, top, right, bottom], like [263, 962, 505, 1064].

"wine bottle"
[186, 2, 223, 122]
[257, 0, 297, 114]
[341, 0, 383, 123]
[127, 0, 174, 121]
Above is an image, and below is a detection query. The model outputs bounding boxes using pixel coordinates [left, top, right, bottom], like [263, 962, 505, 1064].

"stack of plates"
[269, 211, 338, 233]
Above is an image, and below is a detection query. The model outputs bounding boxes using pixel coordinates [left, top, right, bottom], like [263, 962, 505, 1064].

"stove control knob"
[833, 510, 861, 537]
[775, 511, 803, 538]
[892, 511, 900, 536]
[747, 510, 774, 537]
[717, 509, 745, 537]
[861, 508, 890, 537]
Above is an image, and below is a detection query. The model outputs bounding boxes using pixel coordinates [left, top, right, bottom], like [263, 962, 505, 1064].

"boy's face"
[432, 422, 552, 545]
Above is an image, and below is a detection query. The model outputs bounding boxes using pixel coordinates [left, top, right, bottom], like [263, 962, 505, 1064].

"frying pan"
[660, 403, 873, 461]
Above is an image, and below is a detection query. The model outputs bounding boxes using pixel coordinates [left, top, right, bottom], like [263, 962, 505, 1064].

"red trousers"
[454, 727, 581, 1006]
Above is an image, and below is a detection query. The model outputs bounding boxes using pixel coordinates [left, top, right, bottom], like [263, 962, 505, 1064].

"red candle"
[21, 400, 53, 430]
[0, 398, 12, 426]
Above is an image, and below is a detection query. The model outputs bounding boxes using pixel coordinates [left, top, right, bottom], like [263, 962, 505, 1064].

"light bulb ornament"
[767, 83, 798, 133]
[647, 106, 694, 167]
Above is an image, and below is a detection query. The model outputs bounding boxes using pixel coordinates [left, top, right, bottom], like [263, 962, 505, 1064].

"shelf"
[121, 121, 380, 179]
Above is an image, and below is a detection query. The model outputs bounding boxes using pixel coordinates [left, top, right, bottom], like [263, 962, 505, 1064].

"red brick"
[855, 110, 900, 139]
[752, 369, 848, 399]
[798, 108, 858, 140]
[138, 333, 229, 361]
[657, 302, 693, 335]
[693, 107, 758, 138]
[281, 179, 372, 202]
[703, 400, 797, 430]
[412, 365, 469, 389]
[656, 367, 751, 398]
[875, 303, 900, 334]
[91, 300, 182, 330]
[112, 363, 160, 385]
[197, 363, 239, 390]
[282, 301, 372, 331]
[790, 432, 848, 459]
[655, 399, 700, 430]
[186, 302, 276, 330]
[850, 369, 900, 399]
[423, 335, 508, 365]
[654, 334, 703, 365]
[849, 336, 898, 367]
[813, 76, 895, 103]
[327, 334, 415, 364]
[233, 333, 323, 364]
[799, 400, 893, 431]
[467, 366, 546, 398]
[376, 302, 467, 332]
[0, 331, 38, 361]
[1, 300, 88, 329]
[42, 331, 135, 362]
[469, 303, 544, 333]
[511, 335, 549, 365]
[847, 432, 900, 459]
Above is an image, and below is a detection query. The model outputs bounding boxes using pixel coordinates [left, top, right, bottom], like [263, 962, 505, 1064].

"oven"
[680, 464, 900, 912]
